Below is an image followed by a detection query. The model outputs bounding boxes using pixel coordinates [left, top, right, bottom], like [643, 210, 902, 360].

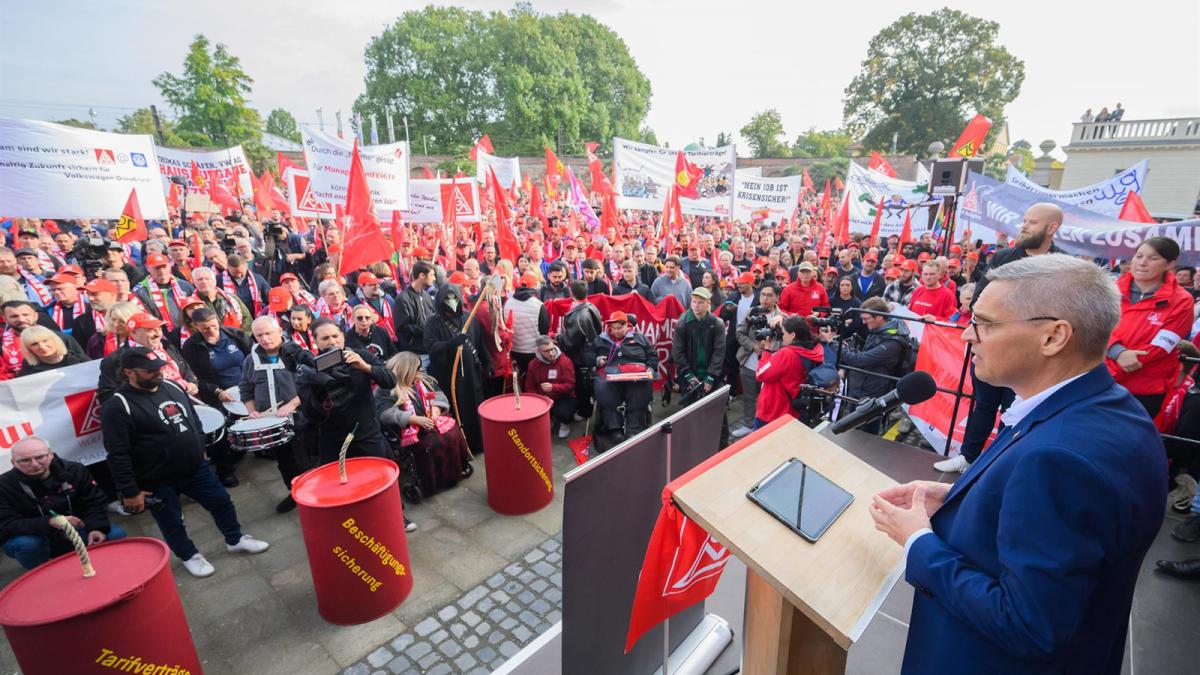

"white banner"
[845, 162, 939, 240]
[300, 125, 411, 211]
[397, 179, 482, 224]
[155, 145, 255, 199]
[732, 170, 801, 223]
[0, 117, 169, 220]
[0, 361, 105, 472]
[475, 150, 521, 190]
[286, 168, 334, 218]
[1004, 160, 1148, 218]
[612, 137, 736, 217]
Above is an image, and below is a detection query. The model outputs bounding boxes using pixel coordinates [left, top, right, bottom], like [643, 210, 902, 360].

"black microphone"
[829, 371, 937, 434]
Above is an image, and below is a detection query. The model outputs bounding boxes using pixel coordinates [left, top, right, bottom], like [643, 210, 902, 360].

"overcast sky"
[2, 0, 1197, 160]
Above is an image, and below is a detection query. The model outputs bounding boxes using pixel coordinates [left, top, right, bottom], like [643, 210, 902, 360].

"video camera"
[809, 306, 844, 330]
[746, 306, 782, 341]
[71, 236, 108, 278]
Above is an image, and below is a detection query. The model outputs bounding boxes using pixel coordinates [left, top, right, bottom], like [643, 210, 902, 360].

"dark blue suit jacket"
[902, 365, 1166, 674]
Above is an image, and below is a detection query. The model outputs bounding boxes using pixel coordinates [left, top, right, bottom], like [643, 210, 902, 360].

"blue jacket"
[902, 365, 1166, 674]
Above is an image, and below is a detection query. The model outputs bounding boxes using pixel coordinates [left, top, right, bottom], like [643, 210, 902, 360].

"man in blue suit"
[870, 254, 1167, 674]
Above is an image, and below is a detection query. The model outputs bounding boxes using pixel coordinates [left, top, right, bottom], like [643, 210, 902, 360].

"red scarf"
[91, 307, 107, 334]
[19, 269, 51, 306]
[358, 292, 397, 341]
[222, 270, 263, 316]
[1155, 374, 1194, 434]
[316, 298, 351, 328]
[50, 294, 88, 330]
[187, 290, 244, 329]
[1, 328, 22, 376]
[145, 278, 189, 331]
[103, 331, 120, 356]
[290, 288, 318, 310]
[150, 343, 186, 386]
[289, 329, 317, 354]
[398, 380, 456, 446]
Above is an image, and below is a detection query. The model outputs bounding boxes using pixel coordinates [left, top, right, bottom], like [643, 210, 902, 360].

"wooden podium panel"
[672, 419, 904, 652]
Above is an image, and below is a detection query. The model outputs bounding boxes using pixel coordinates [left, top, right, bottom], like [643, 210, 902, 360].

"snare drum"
[228, 416, 295, 453]
[194, 405, 227, 446]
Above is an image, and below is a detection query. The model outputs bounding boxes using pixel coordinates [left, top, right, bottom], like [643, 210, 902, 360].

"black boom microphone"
[829, 371, 937, 434]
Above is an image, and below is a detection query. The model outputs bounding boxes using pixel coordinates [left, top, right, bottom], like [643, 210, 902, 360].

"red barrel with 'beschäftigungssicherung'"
[479, 393, 555, 515]
[292, 457, 413, 625]
[0, 537, 202, 675]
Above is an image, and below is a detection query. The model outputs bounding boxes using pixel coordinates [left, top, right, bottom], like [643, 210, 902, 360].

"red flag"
[899, 207, 913, 247]
[420, 166, 435, 180]
[867, 197, 885, 245]
[276, 152, 301, 180]
[112, 189, 148, 243]
[584, 141, 600, 162]
[545, 146, 564, 196]
[673, 151, 704, 200]
[834, 176, 844, 192]
[469, 134, 494, 161]
[339, 141, 395, 277]
[818, 179, 831, 219]
[210, 179, 239, 213]
[530, 183, 546, 223]
[949, 114, 992, 159]
[266, 171, 291, 215]
[189, 160, 207, 191]
[801, 166, 814, 193]
[252, 171, 274, 217]
[1118, 191, 1155, 223]
[166, 182, 182, 210]
[567, 436, 590, 465]
[490, 167, 520, 262]
[588, 159, 614, 197]
[834, 192, 851, 245]
[869, 151, 896, 178]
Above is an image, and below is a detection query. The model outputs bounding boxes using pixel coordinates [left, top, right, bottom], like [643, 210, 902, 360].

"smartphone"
[314, 348, 345, 372]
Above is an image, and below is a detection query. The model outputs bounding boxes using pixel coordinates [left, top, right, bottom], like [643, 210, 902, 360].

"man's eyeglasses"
[13, 453, 50, 466]
[967, 315, 1060, 339]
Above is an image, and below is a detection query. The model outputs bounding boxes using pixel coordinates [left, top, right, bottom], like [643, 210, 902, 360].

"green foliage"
[54, 119, 96, 130]
[354, 5, 651, 156]
[983, 153, 1009, 181]
[842, 9, 1024, 156]
[1008, 144, 1035, 175]
[715, 131, 731, 147]
[264, 109, 301, 143]
[638, 126, 658, 147]
[153, 34, 263, 148]
[115, 108, 186, 145]
[805, 158, 850, 188]
[739, 109, 787, 158]
[791, 128, 852, 158]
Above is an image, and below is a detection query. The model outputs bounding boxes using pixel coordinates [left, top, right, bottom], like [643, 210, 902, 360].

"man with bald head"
[934, 203, 1065, 473]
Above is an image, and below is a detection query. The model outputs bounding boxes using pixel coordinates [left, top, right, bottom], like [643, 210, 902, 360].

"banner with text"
[394, 178, 482, 224]
[0, 117, 169, 220]
[612, 138, 736, 217]
[1005, 159, 1147, 217]
[156, 145, 255, 198]
[286, 168, 334, 218]
[902, 325, 977, 455]
[732, 171, 802, 223]
[0, 361, 105, 472]
[300, 125, 411, 211]
[845, 161, 939, 240]
[958, 172, 1200, 265]
[475, 150, 521, 190]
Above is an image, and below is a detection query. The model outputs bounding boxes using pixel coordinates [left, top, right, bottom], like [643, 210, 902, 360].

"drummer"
[238, 316, 314, 513]
[179, 306, 252, 488]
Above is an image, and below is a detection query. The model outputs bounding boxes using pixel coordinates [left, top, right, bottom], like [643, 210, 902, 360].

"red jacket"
[1106, 273, 1194, 395]
[754, 343, 825, 423]
[908, 284, 957, 320]
[779, 280, 828, 317]
[523, 351, 576, 400]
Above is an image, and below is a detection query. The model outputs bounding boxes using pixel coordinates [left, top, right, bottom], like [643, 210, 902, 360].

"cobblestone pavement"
[342, 533, 563, 675]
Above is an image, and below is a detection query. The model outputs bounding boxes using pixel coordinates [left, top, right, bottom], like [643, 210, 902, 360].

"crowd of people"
[1, 174, 1198, 580]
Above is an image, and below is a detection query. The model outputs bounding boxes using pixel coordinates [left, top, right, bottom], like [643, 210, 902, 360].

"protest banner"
[958, 172, 1200, 265]
[732, 170, 802, 223]
[901, 325, 976, 454]
[844, 161, 938, 240]
[475, 150, 521, 190]
[0, 361, 105, 472]
[545, 293, 685, 388]
[155, 145, 255, 198]
[300, 125, 411, 211]
[0, 117, 169, 220]
[612, 138, 736, 217]
[393, 178, 481, 224]
[286, 168, 335, 218]
[1005, 160, 1147, 217]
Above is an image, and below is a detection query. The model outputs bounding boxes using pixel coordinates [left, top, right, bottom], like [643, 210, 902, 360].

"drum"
[229, 416, 295, 453]
[194, 405, 226, 446]
[222, 389, 249, 417]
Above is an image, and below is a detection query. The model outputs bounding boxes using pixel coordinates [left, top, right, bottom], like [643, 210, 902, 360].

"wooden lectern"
[673, 419, 905, 675]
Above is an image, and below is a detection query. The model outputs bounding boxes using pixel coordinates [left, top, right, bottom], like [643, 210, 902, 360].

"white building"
[1061, 117, 1200, 219]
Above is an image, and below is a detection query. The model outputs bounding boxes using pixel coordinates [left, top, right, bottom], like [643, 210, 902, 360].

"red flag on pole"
[209, 179, 239, 213]
[949, 114, 992, 159]
[421, 166, 435, 180]
[252, 171, 274, 217]
[544, 146, 564, 197]
[818, 179, 831, 219]
[113, 189, 148, 243]
[469, 134, 494, 161]
[801, 166, 814, 193]
[868, 151, 896, 177]
[834, 192, 851, 245]
[276, 152, 301, 180]
[530, 183, 546, 224]
[189, 160, 207, 191]
[166, 182, 182, 210]
[490, 167, 520, 263]
[867, 198, 885, 246]
[673, 151, 704, 199]
[899, 207, 913, 247]
[339, 141, 395, 277]
[1118, 191, 1155, 223]
[834, 176, 844, 193]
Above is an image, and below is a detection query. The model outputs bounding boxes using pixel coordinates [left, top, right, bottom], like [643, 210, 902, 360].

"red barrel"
[292, 457, 413, 625]
[0, 537, 201, 675]
[479, 393, 555, 515]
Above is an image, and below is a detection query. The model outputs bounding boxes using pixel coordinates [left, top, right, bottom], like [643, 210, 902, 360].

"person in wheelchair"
[586, 311, 658, 448]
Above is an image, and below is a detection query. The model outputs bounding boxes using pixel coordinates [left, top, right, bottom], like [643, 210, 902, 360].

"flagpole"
[661, 420, 673, 675]
[386, 108, 396, 144]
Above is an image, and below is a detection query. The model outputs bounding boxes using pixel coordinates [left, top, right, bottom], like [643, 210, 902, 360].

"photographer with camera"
[732, 282, 783, 438]
[260, 219, 312, 286]
[296, 318, 396, 463]
[753, 315, 825, 427]
[673, 287, 726, 405]
[832, 296, 912, 434]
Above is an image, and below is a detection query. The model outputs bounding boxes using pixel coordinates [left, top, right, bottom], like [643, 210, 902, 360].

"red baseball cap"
[82, 279, 118, 295]
[127, 312, 166, 331]
[884, 268, 900, 280]
[917, 252, 931, 263]
[950, 245, 963, 255]
[449, 271, 470, 285]
[145, 253, 170, 268]
[168, 239, 188, 248]
[947, 258, 962, 268]
[966, 252, 979, 261]
[517, 274, 539, 289]
[604, 311, 630, 325]
[60, 264, 84, 277]
[278, 272, 298, 283]
[268, 287, 292, 313]
[46, 272, 79, 285]
[902, 260, 919, 272]
[356, 272, 380, 286]
[412, 246, 429, 258]
[824, 267, 838, 276]
[864, 253, 878, 262]
[737, 272, 755, 285]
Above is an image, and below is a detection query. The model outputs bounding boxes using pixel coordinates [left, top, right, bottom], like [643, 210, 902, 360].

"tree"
[740, 109, 786, 158]
[842, 9, 1024, 155]
[638, 126, 658, 147]
[715, 131, 731, 147]
[801, 158, 849, 188]
[153, 34, 263, 148]
[115, 108, 186, 145]
[354, 5, 651, 156]
[53, 118, 96, 130]
[265, 108, 301, 143]
[791, 128, 852, 158]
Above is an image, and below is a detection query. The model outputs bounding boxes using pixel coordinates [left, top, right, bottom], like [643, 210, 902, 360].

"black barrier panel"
[561, 388, 730, 675]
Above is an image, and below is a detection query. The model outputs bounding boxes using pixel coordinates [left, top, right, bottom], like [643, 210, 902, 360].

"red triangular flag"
[210, 179, 239, 213]
[189, 160, 207, 191]
[867, 198, 885, 246]
[673, 151, 704, 200]
[544, 146, 564, 197]
[252, 171, 275, 217]
[113, 189, 148, 243]
[899, 207, 913, 247]
[834, 176, 844, 192]
[277, 152, 301, 180]
[339, 141, 395, 277]
[265, 171, 291, 214]
[801, 166, 814, 193]
[869, 151, 896, 178]
[949, 114, 992, 159]
[530, 182, 545, 223]
[834, 192, 851, 245]
[166, 182, 182, 210]
[490, 167, 520, 263]
[469, 134, 494, 161]
[567, 435, 591, 465]
[1118, 191, 1155, 223]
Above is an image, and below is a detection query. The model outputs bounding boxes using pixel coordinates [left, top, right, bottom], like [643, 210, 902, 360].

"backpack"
[557, 303, 599, 353]
[892, 335, 919, 376]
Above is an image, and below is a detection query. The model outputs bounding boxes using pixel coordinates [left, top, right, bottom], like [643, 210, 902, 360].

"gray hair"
[985, 254, 1119, 359]
[318, 279, 343, 296]
[190, 266, 215, 282]
[535, 335, 555, 349]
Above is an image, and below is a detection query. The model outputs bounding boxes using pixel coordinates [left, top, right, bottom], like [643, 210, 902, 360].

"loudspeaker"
[928, 158, 984, 196]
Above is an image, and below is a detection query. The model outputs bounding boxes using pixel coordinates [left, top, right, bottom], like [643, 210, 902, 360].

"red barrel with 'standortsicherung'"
[292, 456, 413, 625]
[0, 537, 202, 675]
[479, 393, 554, 515]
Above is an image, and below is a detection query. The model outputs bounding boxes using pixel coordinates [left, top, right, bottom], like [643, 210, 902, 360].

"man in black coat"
[423, 284, 490, 456]
[394, 261, 435, 357]
[0, 436, 125, 569]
